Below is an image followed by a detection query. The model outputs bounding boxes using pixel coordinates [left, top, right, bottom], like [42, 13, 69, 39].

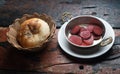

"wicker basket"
[7, 13, 56, 51]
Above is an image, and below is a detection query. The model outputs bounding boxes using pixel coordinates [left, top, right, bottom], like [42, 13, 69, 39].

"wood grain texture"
[0, 0, 120, 28]
[0, 27, 119, 73]
[0, 0, 120, 73]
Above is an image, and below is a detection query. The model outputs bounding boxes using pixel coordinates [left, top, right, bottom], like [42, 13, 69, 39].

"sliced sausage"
[70, 25, 80, 35]
[83, 35, 94, 45]
[69, 35, 82, 45]
[87, 24, 94, 32]
[81, 42, 88, 46]
[93, 25, 103, 36]
[79, 30, 91, 39]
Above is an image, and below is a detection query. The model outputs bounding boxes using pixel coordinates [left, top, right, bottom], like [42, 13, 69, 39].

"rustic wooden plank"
[42, 64, 93, 73]
[0, 28, 72, 71]
[0, 27, 120, 73]
[0, 0, 120, 73]
[0, 0, 120, 28]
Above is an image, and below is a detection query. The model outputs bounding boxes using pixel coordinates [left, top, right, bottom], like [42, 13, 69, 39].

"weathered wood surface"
[0, 28, 120, 73]
[0, 0, 120, 28]
[0, 0, 120, 73]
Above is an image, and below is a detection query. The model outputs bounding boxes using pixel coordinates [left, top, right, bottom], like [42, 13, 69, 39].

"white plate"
[58, 18, 115, 59]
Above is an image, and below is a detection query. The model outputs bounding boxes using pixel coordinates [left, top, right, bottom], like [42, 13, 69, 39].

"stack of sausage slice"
[69, 24, 103, 46]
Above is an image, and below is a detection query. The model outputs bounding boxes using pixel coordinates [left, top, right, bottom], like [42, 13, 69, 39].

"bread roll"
[17, 18, 50, 48]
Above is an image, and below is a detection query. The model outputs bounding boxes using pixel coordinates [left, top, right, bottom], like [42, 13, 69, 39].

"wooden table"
[0, 0, 120, 73]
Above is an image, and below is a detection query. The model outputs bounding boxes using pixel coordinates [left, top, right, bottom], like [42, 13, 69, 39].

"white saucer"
[58, 18, 115, 59]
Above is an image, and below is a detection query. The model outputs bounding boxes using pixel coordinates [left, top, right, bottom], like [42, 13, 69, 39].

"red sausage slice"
[87, 24, 94, 32]
[93, 26, 103, 36]
[79, 30, 91, 39]
[83, 35, 94, 45]
[81, 42, 88, 46]
[70, 25, 80, 35]
[69, 35, 82, 45]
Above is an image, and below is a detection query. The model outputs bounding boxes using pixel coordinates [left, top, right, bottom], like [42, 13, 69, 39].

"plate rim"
[58, 18, 115, 59]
